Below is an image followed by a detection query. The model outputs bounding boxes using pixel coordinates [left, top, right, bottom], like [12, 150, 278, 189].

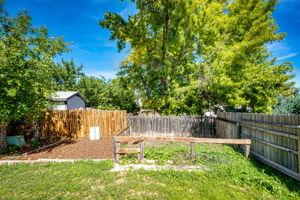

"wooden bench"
[113, 136, 251, 163]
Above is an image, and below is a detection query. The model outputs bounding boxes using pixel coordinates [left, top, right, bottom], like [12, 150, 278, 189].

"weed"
[29, 140, 41, 147]
[0, 145, 20, 155]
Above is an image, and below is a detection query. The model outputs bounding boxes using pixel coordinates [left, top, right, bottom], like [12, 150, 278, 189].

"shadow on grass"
[27, 139, 77, 154]
[230, 145, 299, 191]
[249, 156, 300, 192]
[0, 139, 77, 159]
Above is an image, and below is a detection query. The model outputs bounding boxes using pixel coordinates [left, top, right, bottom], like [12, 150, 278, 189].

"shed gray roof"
[50, 91, 86, 102]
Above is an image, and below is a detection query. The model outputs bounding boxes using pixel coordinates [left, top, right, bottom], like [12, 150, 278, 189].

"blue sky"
[5, 0, 300, 86]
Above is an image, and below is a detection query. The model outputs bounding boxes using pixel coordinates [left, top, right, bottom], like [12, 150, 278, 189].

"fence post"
[245, 144, 250, 159]
[237, 122, 241, 138]
[212, 116, 216, 138]
[237, 122, 242, 150]
[113, 136, 120, 163]
[190, 142, 195, 159]
[138, 139, 144, 163]
[128, 116, 132, 136]
[298, 131, 300, 180]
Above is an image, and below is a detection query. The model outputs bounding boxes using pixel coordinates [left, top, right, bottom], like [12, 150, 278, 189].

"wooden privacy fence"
[217, 112, 300, 180]
[39, 109, 127, 139]
[7, 121, 39, 141]
[128, 115, 216, 137]
[113, 136, 251, 163]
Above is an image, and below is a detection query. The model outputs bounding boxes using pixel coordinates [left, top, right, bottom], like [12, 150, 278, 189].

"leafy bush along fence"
[217, 112, 300, 181]
[38, 109, 127, 139]
[128, 115, 216, 138]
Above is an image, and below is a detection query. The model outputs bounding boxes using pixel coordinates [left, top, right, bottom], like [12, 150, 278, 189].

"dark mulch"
[5, 138, 114, 160]
[0, 139, 60, 160]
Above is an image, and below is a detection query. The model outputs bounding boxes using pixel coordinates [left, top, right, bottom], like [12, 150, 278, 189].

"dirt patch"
[12, 138, 113, 160]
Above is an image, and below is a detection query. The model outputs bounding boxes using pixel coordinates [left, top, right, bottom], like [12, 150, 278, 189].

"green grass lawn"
[0, 143, 299, 200]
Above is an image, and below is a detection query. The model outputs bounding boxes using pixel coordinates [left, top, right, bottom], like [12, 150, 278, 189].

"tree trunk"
[0, 125, 7, 150]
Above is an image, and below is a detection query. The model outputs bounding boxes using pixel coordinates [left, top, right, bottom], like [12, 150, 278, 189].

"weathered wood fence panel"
[128, 115, 216, 137]
[39, 109, 127, 139]
[217, 112, 300, 180]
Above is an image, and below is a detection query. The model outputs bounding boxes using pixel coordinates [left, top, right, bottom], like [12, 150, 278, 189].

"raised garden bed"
[1, 138, 114, 160]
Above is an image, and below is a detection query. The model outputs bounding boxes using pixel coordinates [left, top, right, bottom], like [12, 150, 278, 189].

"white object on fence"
[90, 127, 101, 140]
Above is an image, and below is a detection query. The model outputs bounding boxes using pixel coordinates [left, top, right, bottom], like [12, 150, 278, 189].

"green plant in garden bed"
[0, 145, 20, 155]
[0, 140, 42, 157]
[29, 140, 41, 147]
[0, 147, 299, 199]
[121, 142, 238, 166]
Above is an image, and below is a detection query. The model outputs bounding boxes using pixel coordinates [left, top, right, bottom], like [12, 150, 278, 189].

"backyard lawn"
[0, 144, 299, 200]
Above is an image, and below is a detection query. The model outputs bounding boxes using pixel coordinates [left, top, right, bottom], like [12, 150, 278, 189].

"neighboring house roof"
[50, 91, 87, 102]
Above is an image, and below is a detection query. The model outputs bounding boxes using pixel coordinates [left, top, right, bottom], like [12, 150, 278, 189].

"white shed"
[50, 91, 86, 110]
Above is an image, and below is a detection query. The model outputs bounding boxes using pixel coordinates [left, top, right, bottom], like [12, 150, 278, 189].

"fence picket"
[217, 111, 300, 181]
[29, 109, 128, 139]
[128, 115, 216, 138]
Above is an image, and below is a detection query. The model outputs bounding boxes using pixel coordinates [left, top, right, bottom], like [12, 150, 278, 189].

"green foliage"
[0, 146, 299, 199]
[76, 76, 139, 112]
[100, 0, 294, 115]
[29, 140, 41, 147]
[97, 77, 140, 112]
[0, 3, 68, 124]
[0, 145, 20, 154]
[76, 76, 107, 108]
[121, 143, 300, 199]
[273, 89, 300, 114]
[52, 58, 84, 91]
[121, 143, 236, 166]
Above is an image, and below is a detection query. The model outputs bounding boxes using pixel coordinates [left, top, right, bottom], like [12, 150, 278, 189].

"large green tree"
[76, 76, 107, 108]
[101, 77, 139, 112]
[273, 89, 300, 114]
[76, 76, 139, 112]
[52, 58, 84, 91]
[100, 0, 294, 115]
[0, 3, 68, 124]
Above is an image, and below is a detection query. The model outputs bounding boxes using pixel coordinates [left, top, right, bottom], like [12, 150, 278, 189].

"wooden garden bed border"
[113, 136, 251, 163]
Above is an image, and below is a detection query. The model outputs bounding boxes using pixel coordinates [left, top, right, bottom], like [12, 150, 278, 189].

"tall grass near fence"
[217, 112, 300, 181]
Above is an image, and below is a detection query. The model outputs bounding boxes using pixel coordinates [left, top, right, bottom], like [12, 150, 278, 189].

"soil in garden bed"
[2, 138, 113, 160]
[0, 139, 61, 160]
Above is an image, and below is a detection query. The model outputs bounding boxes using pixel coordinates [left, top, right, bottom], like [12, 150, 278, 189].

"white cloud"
[267, 42, 290, 56]
[277, 53, 298, 60]
[118, 2, 137, 18]
[86, 15, 99, 21]
[72, 45, 97, 56]
[267, 42, 298, 61]
[102, 42, 116, 47]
